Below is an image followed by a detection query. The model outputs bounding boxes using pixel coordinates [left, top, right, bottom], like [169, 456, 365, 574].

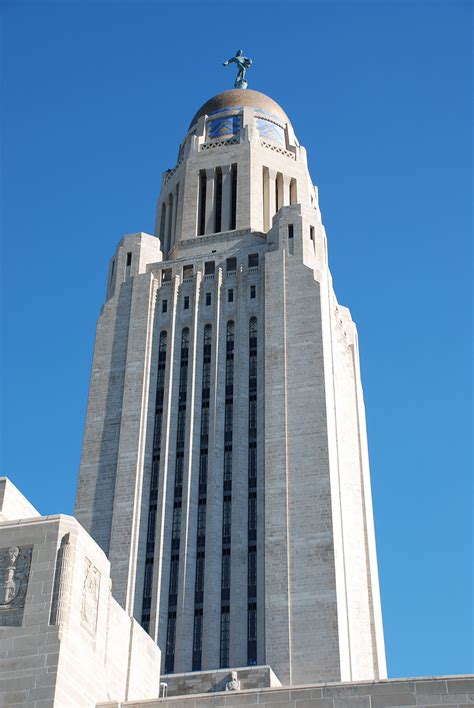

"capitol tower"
[75, 63, 387, 687]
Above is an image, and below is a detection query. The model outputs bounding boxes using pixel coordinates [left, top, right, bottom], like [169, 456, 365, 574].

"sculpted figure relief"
[226, 670, 241, 692]
[223, 49, 252, 89]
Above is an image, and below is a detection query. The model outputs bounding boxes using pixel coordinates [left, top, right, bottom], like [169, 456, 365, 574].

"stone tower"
[75, 87, 387, 685]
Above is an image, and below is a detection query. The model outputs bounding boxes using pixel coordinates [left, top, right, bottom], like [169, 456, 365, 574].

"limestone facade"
[0, 478, 161, 707]
[75, 88, 386, 685]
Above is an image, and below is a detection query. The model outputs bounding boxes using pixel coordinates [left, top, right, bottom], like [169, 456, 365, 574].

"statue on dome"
[223, 49, 252, 89]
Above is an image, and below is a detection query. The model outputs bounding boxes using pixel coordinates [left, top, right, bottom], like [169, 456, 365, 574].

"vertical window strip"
[192, 324, 212, 671]
[248, 317, 258, 665]
[165, 328, 189, 674]
[198, 170, 207, 236]
[141, 331, 167, 632]
[230, 164, 237, 230]
[219, 321, 234, 668]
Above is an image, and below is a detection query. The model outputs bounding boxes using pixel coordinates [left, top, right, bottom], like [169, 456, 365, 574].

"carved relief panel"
[0, 545, 33, 626]
[80, 557, 100, 638]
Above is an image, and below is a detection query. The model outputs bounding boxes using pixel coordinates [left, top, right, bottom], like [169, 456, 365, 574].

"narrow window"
[228, 288, 234, 303]
[184, 295, 190, 310]
[288, 223, 294, 255]
[230, 164, 237, 230]
[226, 257, 237, 272]
[109, 259, 115, 285]
[310, 225, 316, 253]
[160, 203, 167, 248]
[198, 169, 207, 236]
[126, 251, 132, 267]
[250, 285, 256, 299]
[167, 193, 174, 251]
[247, 317, 258, 665]
[205, 292, 211, 306]
[220, 608, 230, 667]
[165, 612, 177, 673]
[248, 603, 257, 664]
[192, 610, 203, 671]
[214, 167, 223, 233]
[141, 329, 167, 630]
[248, 253, 259, 268]
[162, 299, 168, 314]
[204, 261, 215, 275]
[162, 268, 172, 283]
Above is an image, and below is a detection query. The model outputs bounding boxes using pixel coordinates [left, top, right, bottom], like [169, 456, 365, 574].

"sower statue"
[223, 49, 252, 89]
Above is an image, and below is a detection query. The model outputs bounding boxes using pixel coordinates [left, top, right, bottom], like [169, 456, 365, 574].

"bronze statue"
[223, 49, 252, 89]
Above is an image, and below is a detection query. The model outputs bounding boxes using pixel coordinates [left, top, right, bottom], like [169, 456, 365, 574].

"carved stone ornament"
[0, 545, 33, 626]
[226, 670, 241, 692]
[80, 557, 100, 637]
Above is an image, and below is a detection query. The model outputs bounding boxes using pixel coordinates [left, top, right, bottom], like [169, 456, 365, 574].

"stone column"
[220, 165, 233, 232]
[205, 168, 216, 235]
[268, 169, 277, 228]
[50, 533, 72, 637]
[282, 174, 292, 207]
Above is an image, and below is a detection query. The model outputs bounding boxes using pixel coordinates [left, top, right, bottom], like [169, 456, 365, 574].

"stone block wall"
[0, 501, 161, 707]
[98, 675, 474, 708]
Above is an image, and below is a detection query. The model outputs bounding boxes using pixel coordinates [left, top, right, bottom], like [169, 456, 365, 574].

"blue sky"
[2, 0, 472, 678]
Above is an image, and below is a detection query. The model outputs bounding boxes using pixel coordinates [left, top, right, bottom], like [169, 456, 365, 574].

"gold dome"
[189, 89, 291, 130]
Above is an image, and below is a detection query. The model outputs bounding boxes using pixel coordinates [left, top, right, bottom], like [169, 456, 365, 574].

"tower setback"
[75, 87, 387, 685]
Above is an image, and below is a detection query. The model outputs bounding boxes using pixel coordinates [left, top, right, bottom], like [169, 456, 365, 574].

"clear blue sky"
[2, 0, 472, 678]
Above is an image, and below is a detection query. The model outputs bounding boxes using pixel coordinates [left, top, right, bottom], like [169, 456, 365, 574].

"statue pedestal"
[235, 79, 248, 90]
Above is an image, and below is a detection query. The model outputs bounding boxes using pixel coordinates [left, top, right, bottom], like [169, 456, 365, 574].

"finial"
[223, 49, 252, 89]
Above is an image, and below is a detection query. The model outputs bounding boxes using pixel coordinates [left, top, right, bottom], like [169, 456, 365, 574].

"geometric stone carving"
[80, 557, 100, 638]
[0, 545, 33, 626]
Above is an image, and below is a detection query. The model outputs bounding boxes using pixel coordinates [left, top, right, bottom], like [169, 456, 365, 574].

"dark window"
[228, 288, 234, 303]
[199, 453, 208, 488]
[169, 556, 179, 596]
[197, 500, 206, 537]
[205, 261, 215, 275]
[183, 264, 193, 279]
[198, 170, 207, 236]
[200, 406, 209, 436]
[205, 292, 211, 306]
[223, 496, 232, 539]
[248, 549, 257, 591]
[143, 559, 153, 598]
[248, 603, 257, 664]
[249, 494, 257, 531]
[220, 608, 230, 667]
[172, 504, 181, 540]
[224, 450, 232, 481]
[250, 284, 256, 299]
[288, 224, 294, 239]
[165, 612, 177, 672]
[162, 299, 168, 314]
[226, 257, 237, 272]
[184, 295, 190, 310]
[193, 611, 203, 652]
[214, 167, 222, 233]
[222, 551, 231, 589]
[195, 554, 205, 592]
[248, 253, 259, 268]
[230, 164, 237, 230]
[162, 268, 172, 282]
[126, 251, 132, 267]
[310, 225, 315, 252]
